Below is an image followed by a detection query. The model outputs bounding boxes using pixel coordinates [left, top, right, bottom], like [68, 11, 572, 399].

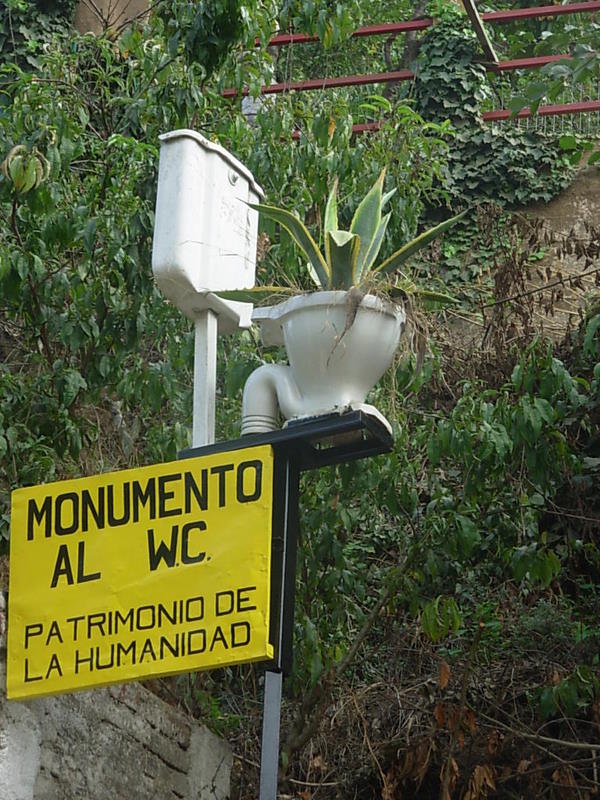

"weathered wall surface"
[525, 164, 600, 339]
[528, 164, 600, 236]
[73, 0, 149, 34]
[447, 163, 600, 349]
[0, 593, 231, 800]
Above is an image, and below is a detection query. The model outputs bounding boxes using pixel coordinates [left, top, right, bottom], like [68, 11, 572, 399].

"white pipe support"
[193, 309, 218, 447]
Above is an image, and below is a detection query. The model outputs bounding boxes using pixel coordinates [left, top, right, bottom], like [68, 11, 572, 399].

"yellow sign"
[7, 445, 274, 700]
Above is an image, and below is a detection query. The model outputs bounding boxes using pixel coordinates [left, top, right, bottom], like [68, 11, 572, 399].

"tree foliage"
[1, 3, 600, 798]
[0, 2, 450, 545]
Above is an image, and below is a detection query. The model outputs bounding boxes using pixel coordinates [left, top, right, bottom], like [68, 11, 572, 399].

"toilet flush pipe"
[241, 364, 303, 435]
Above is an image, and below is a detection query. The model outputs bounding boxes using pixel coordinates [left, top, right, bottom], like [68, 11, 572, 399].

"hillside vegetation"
[1, 1, 599, 797]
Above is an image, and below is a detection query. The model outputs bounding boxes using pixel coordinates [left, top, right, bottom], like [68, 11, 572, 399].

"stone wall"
[73, 0, 149, 34]
[0, 593, 231, 800]
[524, 164, 600, 340]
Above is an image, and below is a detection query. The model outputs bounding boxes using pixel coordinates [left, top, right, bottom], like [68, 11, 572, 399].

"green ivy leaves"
[413, 18, 571, 207]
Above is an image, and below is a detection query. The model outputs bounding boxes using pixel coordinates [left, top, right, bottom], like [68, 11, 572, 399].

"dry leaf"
[398, 748, 416, 781]
[397, 738, 433, 788]
[475, 764, 496, 791]
[517, 759, 531, 775]
[381, 767, 399, 800]
[463, 709, 476, 734]
[440, 659, 451, 690]
[414, 739, 434, 788]
[447, 705, 460, 733]
[381, 782, 394, 800]
[552, 766, 576, 787]
[486, 730, 503, 758]
[440, 757, 459, 800]
[434, 703, 446, 728]
[256, 231, 270, 262]
[463, 764, 496, 800]
[311, 754, 327, 772]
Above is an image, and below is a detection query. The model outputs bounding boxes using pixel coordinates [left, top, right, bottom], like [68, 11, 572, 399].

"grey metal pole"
[258, 458, 300, 800]
[259, 670, 283, 800]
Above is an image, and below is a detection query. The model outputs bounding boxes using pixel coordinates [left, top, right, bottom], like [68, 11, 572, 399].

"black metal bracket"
[178, 408, 393, 470]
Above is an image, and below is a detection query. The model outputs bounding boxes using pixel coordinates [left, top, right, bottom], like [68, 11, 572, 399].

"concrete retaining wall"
[0, 593, 231, 800]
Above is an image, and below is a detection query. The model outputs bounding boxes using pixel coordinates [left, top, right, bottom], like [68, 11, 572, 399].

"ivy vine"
[0, 0, 77, 70]
[412, 18, 572, 207]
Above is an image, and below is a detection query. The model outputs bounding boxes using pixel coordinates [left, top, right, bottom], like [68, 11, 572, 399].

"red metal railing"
[222, 56, 575, 99]
[490, 54, 573, 73]
[267, 19, 432, 46]
[483, 99, 600, 121]
[226, 0, 600, 124]
[481, 1, 600, 23]
[346, 100, 600, 132]
[263, 2, 600, 47]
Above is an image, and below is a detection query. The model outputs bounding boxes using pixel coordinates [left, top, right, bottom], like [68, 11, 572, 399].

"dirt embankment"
[523, 164, 600, 340]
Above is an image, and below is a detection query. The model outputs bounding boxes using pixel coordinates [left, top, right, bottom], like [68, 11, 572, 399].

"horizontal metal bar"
[222, 69, 413, 97]
[352, 19, 433, 36]
[267, 18, 432, 46]
[482, 99, 600, 121]
[223, 52, 577, 98]
[263, 1, 600, 48]
[352, 122, 383, 134]
[179, 410, 393, 470]
[491, 54, 571, 72]
[481, 0, 600, 23]
[266, 31, 318, 45]
[329, 98, 600, 136]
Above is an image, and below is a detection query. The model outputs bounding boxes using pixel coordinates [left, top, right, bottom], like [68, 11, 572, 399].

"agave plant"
[221, 169, 465, 303]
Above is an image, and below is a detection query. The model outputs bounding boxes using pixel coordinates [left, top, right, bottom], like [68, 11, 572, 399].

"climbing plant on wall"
[412, 16, 572, 207]
[0, 0, 77, 68]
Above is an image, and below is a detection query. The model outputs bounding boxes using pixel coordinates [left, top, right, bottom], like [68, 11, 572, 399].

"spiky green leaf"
[358, 211, 390, 282]
[373, 210, 467, 276]
[305, 260, 323, 290]
[350, 168, 385, 282]
[325, 230, 360, 290]
[382, 188, 397, 208]
[388, 284, 458, 306]
[324, 177, 338, 235]
[250, 203, 330, 289]
[217, 285, 297, 303]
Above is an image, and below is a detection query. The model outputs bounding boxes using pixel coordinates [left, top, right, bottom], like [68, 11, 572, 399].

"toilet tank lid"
[159, 129, 264, 199]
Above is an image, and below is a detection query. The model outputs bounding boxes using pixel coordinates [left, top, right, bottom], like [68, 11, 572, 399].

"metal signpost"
[194, 310, 218, 446]
[180, 410, 394, 799]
